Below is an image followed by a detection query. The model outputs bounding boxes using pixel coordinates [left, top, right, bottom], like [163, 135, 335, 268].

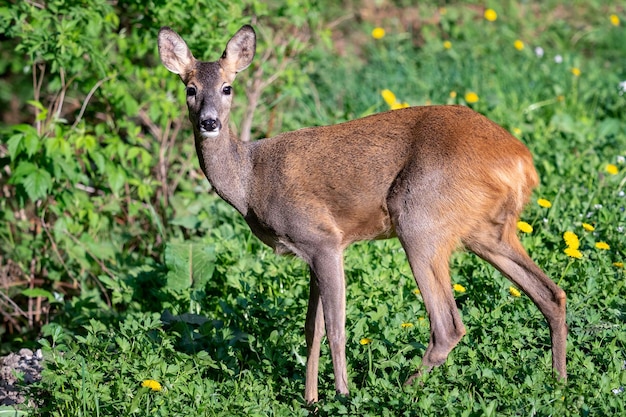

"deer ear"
[158, 27, 196, 77]
[220, 25, 256, 75]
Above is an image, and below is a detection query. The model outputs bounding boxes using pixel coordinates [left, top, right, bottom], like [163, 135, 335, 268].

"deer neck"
[194, 127, 251, 216]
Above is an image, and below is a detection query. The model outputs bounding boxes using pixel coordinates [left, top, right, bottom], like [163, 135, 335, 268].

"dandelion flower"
[464, 92, 479, 104]
[613, 262, 624, 268]
[453, 283, 466, 293]
[517, 221, 533, 233]
[381, 89, 396, 106]
[537, 198, 552, 208]
[514, 40, 524, 51]
[141, 379, 162, 391]
[571, 67, 581, 77]
[360, 338, 372, 345]
[564, 247, 583, 259]
[372, 27, 385, 39]
[449, 91, 457, 98]
[563, 231, 580, 249]
[513, 127, 522, 136]
[582, 223, 595, 232]
[606, 164, 619, 175]
[484, 8, 497, 22]
[391, 102, 410, 110]
[595, 241, 610, 250]
[610, 14, 620, 26]
[509, 286, 521, 297]
[443, 40, 452, 49]
[401, 322, 414, 329]
[413, 288, 421, 295]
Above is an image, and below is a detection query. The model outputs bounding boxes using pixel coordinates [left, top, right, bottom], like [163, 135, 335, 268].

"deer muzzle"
[200, 118, 222, 138]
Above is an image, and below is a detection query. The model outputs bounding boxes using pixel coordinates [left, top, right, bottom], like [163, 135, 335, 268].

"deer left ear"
[220, 25, 256, 75]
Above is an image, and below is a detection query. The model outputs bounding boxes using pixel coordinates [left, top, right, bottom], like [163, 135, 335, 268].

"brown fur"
[158, 25, 567, 403]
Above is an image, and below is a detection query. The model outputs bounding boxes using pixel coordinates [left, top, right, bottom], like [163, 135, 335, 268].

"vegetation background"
[0, 0, 625, 415]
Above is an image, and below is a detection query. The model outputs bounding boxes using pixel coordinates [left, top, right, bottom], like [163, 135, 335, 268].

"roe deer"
[157, 25, 567, 403]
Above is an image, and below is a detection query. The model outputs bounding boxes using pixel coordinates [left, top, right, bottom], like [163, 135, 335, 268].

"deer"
[157, 24, 567, 403]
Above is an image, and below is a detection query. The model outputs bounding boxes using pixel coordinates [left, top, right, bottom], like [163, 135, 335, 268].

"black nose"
[200, 118, 221, 132]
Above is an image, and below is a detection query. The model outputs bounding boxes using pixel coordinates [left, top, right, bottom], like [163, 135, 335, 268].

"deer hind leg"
[395, 222, 467, 385]
[464, 214, 567, 379]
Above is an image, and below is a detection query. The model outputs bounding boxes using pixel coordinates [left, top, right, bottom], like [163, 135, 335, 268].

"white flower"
[554, 54, 563, 64]
[619, 81, 626, 96]
[534, 46, 544, 58]
[617, 155, 625, 164]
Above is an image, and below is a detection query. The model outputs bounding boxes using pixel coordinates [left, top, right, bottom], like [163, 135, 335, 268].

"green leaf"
[164, 242, 216, 291]
[10, 162, 52, 201]
[107, 164, 126, 195]
[21, 167, 52, 201]
[21, 288, 58, 303]
[0, 406, 30, 416]
[6, 134, 23, 160]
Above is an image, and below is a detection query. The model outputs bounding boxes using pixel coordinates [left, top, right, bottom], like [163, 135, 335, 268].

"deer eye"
[186, 86, 196, 96]
[222, 85, 232, 95]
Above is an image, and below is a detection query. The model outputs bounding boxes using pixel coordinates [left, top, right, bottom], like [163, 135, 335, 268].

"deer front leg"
[309, 249, 349, 399]
[305, 268, 325, 403]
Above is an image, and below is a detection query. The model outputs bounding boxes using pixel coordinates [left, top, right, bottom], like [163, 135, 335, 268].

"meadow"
[0, 1, 625, 416]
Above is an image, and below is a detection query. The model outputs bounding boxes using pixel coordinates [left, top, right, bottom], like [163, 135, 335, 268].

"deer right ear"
[220, 25, 256, 76]
[158, 27, 196, 76]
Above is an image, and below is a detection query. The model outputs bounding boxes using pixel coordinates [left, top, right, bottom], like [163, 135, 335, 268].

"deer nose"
[200, 118, 221, 132]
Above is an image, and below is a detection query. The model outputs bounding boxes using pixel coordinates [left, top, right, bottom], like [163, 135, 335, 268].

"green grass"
[7, 1, 626, 416]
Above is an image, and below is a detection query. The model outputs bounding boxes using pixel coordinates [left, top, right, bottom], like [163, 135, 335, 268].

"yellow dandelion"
[453, 283, 466, 293]
[443, 40, 452, 49]
[517, 221, 533, 234]
[484, 8, 497, 22]
[381, 89, 397, 106]
[391, 102, 410, 110]
[564, 247, 583, 259]
[610, 14, 620, 27]
[514, 40, 524, 51]
[509, 286, 521, 298]
[360, 338, 372, 345]
[613, 262, 624, 268]
[413, 288, 421, 295]
[582, 223, 595, 232]
[595, 241, 610, 250]
[372, 27, 385, 40]
[401, 322, 414, 329]
[571, 67, 581, 77]
[512, 127, 522, 136]
[606, 164, 619, 175]
[464, 92, 479, 104]
[449, 91, 457, 98]
[141, 379, 162, 392]
[563, 231, 580, 250]
[537, 198, 552, 208]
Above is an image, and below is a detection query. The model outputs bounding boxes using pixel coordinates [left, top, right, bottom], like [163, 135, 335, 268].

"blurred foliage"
[0, 0, 329, 345]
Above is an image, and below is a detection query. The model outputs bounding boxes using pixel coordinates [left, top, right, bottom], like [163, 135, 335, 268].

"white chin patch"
[200, 129, 220, 139]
